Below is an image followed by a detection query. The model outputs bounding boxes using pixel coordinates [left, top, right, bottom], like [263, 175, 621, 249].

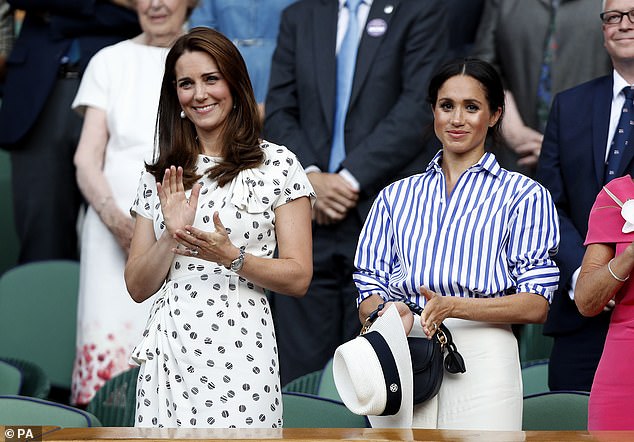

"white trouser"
[412, 318, 522, 431]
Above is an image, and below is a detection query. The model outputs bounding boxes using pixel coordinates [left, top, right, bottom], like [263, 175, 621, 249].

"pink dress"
[585, 175, 634, 430]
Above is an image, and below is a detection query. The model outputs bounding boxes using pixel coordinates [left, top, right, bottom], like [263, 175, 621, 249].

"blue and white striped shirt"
[354, 152, 560, 307]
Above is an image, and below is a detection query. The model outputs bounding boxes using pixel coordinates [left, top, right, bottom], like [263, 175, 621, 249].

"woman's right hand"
[378, 301, 415, 335]
[100, 202, 135, 255]
[157, 166, 201, 236]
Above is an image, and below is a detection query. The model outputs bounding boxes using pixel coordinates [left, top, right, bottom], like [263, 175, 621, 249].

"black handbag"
[363, 301, 466, 405]
[404, 300, 466, 404]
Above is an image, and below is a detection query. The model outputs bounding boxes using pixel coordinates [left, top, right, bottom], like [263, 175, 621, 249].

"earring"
[180, 110, 185, 119]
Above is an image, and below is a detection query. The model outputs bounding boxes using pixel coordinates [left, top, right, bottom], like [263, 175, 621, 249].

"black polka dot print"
[130, 142, 313, 428]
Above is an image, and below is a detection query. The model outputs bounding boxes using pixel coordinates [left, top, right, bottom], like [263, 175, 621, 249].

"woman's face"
[175, 50, 233, 140]
[433, 74, 501, 158]
[136, 0, 190, 43]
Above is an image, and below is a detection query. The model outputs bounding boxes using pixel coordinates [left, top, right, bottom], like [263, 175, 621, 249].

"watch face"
[231, 252, 244, 271]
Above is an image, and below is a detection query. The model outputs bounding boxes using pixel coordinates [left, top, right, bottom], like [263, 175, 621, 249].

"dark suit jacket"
[264, 0, 448, 219]
[0, 0, 139, 147]
[537, 75, 628, 335]
[446, 0, 484, 59]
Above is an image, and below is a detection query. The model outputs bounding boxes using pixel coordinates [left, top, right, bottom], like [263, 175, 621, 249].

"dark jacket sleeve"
[536, 94, 586, 288]
[263, 3, 321, 169]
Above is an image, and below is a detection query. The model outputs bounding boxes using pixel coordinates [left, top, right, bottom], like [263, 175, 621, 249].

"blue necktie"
[328, 0, 363, 173]
[605, 86, 634, 183]
[62, 39, 81, 65]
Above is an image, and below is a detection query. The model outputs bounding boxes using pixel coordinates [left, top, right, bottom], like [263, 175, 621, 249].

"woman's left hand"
[419, 286, 453, 338]
[173, 211, 238, 267]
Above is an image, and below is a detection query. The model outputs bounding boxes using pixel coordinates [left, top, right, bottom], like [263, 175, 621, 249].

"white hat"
[333, 304, 413, 428]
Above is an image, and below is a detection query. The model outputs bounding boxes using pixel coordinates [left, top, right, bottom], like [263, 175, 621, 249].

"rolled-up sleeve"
[507, 184, 561, 302]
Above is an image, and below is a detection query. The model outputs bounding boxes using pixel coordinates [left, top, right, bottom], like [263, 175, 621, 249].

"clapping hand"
[157, 166, 201, 237]
[173, 212, 238, 267]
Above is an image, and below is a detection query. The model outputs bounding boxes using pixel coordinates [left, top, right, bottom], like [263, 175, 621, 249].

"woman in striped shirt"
[354, 58, 560, 430]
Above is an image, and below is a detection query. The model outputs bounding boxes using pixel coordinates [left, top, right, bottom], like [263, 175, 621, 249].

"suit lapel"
[594, 77, 614, 185]
[349, 0, 400, 107]
[314, 0, 338, 135]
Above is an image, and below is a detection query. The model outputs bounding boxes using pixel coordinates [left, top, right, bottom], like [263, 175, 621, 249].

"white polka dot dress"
[130, 142, 315, 428]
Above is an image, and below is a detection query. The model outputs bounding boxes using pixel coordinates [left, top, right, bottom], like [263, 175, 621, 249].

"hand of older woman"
[108, 212, 135, 255]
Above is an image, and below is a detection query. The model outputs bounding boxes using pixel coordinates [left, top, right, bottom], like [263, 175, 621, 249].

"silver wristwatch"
[229, 249, 245, 272]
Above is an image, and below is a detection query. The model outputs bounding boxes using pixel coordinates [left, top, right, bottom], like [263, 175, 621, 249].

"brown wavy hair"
[147, 27, 263, 188]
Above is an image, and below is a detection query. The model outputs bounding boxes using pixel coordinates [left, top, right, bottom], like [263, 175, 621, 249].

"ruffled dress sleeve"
[226, 141, 316, 214]
[585, 175, 634, 247]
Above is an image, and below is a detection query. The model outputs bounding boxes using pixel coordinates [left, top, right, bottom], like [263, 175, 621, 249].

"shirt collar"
[425, 151, 503, 178]
[338, 0, 372, 10]
[612, 69, 631, 100]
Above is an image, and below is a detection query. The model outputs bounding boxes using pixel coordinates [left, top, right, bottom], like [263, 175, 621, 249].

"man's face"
[603, 0, 634, 63]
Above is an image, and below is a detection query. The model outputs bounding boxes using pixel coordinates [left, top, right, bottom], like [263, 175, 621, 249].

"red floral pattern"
[71, 339, 135, 405]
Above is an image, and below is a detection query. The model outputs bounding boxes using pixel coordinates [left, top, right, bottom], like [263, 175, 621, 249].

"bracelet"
[607, 258, 630, 282]
[403, 299, 423, 315]
[360, 303, 384, 334]
[366, 303, 385, 323]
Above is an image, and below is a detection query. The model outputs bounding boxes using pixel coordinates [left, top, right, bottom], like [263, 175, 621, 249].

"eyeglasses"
[600, 9, 634, 25]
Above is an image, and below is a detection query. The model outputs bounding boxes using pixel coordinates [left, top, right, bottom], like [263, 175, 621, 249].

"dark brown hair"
[427, 58, 505, 148]
[147, 27, 263, 188]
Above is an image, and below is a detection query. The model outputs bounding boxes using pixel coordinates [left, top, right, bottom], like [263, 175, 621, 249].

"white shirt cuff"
[304, 165, 321, 175]
[568, 267, 581, 300]
[303, 166, 360, 191]
[338, 168, 360, 191]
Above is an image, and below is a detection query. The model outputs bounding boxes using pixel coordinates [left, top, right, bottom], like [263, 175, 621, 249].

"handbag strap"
[360, 299, 466, 373]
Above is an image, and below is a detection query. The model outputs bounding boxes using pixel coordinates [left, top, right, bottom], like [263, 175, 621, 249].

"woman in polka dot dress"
[124, 28, 315, 428]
